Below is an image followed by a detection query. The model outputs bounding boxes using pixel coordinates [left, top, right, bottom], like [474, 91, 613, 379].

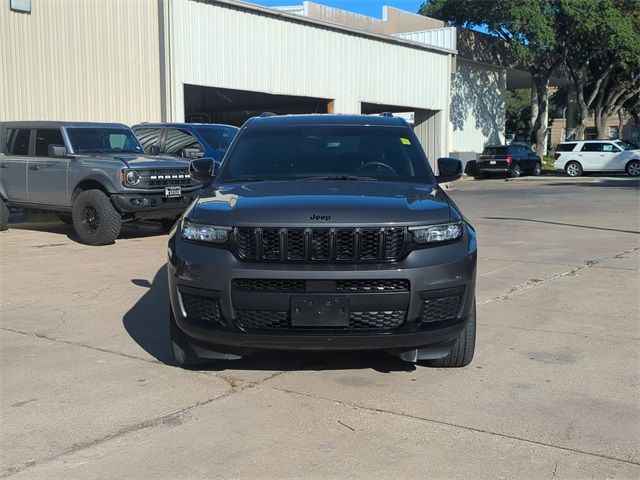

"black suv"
[476, 144, 541, 178]
[168, 115, 477, 368]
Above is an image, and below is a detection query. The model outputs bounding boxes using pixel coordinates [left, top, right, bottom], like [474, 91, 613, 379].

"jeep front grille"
[234, 227, 406, 262]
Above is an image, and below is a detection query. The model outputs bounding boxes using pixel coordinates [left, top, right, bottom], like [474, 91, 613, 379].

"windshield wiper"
[296, 175, 379, 181]
[218, 177, 268, 183]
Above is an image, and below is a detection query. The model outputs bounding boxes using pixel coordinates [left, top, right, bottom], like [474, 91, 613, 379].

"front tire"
[72, 189, 121, 245]
[625, 160, 640, 177]
[422, 300, 476, 368]
[565, 161, 583, 177]
[169, 308, 207, 369]
[0, 199, 9, 231]
[509, 164, 522, 178]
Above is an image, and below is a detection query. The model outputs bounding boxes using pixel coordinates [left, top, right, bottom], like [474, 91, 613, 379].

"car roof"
[0, 121, 130, 129]
[132, 123, 238, 129]
[243, 114, 409, 128]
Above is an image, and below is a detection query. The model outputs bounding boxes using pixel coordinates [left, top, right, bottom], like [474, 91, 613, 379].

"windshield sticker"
[400, 138, 411, 145]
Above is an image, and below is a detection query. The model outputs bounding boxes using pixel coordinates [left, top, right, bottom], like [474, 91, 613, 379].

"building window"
[585, 128, 597, 140]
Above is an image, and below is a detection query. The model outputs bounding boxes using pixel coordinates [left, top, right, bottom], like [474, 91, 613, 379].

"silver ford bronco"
[0, 122, 201, 245]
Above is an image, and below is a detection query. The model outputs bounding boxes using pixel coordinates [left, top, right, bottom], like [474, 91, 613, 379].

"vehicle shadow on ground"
[9, 214, 167, 241]
[123, 265, 416, 373]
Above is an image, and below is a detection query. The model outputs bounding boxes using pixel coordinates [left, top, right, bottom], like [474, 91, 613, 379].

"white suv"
[553, 140, 640, 177]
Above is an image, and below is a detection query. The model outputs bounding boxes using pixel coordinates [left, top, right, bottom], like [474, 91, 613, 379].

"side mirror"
[189, 158, 216, 184]
[149, 144, 161, 155]
[183, 147, 204, 159]
[48, 145, 68, 157]
[435, 157, 463, 183]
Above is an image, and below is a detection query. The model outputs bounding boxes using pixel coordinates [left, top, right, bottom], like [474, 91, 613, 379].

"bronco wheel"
[56, 213, 74, 225]
[565, 161, 582, 177]
[72, 189, 121, 245]
[422, 300, 476, 368]
[625, 160, 640, 177]
[0, 199, 9, 231]
[169, 308, 206, 368]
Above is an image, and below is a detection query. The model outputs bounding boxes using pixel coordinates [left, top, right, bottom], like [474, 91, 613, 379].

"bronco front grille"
[235, 310, 406, 331]
[234, 227, 406, 262]
[144, 168, 193, 188]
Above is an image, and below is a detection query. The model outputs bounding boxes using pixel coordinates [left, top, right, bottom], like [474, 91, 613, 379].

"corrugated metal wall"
[0, 0, 163, 124]
[393, 28, 457, 53]
[168, 1, 451, 126]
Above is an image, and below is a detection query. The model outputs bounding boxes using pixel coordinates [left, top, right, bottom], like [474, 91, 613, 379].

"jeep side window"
[164, 129, 202, 156]
[35, 129, 65, 157]
[134, 127, 163, 152]
[6, 128, 31, 155]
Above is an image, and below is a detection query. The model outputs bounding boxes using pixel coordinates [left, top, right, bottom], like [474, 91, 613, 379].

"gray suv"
[0, 122, 201, 245]
[168, 114, 477, 368]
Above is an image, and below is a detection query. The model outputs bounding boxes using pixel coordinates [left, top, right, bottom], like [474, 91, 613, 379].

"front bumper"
[168, 225, 477, 354]
[112, 190, 199, 217]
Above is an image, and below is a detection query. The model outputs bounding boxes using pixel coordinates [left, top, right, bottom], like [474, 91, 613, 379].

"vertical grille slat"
[235, 227, 405, 262]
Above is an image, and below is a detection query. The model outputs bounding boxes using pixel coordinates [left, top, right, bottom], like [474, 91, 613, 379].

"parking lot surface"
[1, 176, 639, 479]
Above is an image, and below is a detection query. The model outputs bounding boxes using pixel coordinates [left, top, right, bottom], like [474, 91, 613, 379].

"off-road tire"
[0, 199, 9, 231]
[565, 161, 582, 177]
[72, 189, 121, 245]
[57, 213, 74, 225]
[625, 160, 640, 177]
[509, 164, 522, 178]
[423, 300, 476, 368]
[169, 308, 207, 368]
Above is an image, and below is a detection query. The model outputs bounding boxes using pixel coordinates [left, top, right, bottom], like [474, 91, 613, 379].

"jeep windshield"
[195, 126, 237, 151]
[66, 128, 144, 154]
[217, 125, 435, 183]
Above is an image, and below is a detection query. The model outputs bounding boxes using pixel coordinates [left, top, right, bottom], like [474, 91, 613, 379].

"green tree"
[559, 0, 640, 139]
[419, 0, 564, 156]
[506, 89, 531, 133]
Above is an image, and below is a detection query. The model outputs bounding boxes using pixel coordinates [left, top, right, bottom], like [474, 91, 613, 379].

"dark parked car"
[168, 114, 477, 368]
[132, 123, 238, 164]
[475, 144, 541, 178]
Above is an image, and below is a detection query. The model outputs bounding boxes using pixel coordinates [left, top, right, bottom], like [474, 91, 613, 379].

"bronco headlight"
[181, 219, 230, 244]
[125, 170, 141, 186]
[410, 222, 463, 244]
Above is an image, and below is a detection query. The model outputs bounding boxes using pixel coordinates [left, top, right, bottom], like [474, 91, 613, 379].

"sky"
[247, 0, 425, 18]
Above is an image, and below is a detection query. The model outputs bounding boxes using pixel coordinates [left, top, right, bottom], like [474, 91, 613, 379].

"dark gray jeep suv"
[168, 115, 477, 368]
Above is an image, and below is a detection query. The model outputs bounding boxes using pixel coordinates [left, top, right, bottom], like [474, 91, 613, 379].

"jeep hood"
[190, 181, 453, 226]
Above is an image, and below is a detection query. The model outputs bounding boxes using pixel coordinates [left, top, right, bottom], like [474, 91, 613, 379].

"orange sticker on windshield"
[400, 138, 411, 145]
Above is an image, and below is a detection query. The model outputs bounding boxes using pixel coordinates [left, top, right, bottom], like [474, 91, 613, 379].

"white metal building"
[0, 0, 506, 163]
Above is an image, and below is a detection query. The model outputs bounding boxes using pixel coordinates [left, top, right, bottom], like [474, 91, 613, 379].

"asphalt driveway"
[1, 176, 639, 479]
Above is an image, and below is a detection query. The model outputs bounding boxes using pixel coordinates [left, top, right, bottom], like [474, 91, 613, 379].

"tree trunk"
[572, 83, 589, 140]
[595, 109, 607, 139]
[529, 81, 539, 147]
[531, 76, 549, 156]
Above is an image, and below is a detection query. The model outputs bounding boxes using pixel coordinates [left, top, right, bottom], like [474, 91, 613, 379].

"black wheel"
[625, 160, 640, 177]
[56, 213, 74, 225]
[161, 217, 179, 233]
[532, 162, 542, 176]
[509, 164, 522, 178]
[169, 308, 207, 369]
[0, 199, 9, 231]
[565, 161, 582, 177]
[72, 189, 121, 245]
[422, 300, 476, 368]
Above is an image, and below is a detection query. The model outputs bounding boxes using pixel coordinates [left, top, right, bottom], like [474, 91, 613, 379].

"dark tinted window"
[35, 129, 65, 157]
[195, 126, 238, 151]
[482, 146, 508, 156]
[218, 126, 433, 182]
[164, 129, 201, 155]
[6, 129, 31, 155]
[557, 143, 576, 152]
[66, 128, 143, 154]
[134, 127, 163, 152]
[581, 143, 602, 152]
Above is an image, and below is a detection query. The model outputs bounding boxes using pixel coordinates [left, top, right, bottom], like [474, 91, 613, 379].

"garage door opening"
[184, 85, 333, 126]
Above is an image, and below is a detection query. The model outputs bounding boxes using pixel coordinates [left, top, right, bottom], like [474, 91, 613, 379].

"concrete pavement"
[1, 177, 638, 478]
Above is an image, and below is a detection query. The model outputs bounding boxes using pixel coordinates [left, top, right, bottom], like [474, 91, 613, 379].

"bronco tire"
[72, 189, 121, 245]
[0, 199, 9, 231]
[422, 300, 476, 368]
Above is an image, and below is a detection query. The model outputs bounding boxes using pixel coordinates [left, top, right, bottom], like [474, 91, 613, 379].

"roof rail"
[259, 112, 277, 117]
